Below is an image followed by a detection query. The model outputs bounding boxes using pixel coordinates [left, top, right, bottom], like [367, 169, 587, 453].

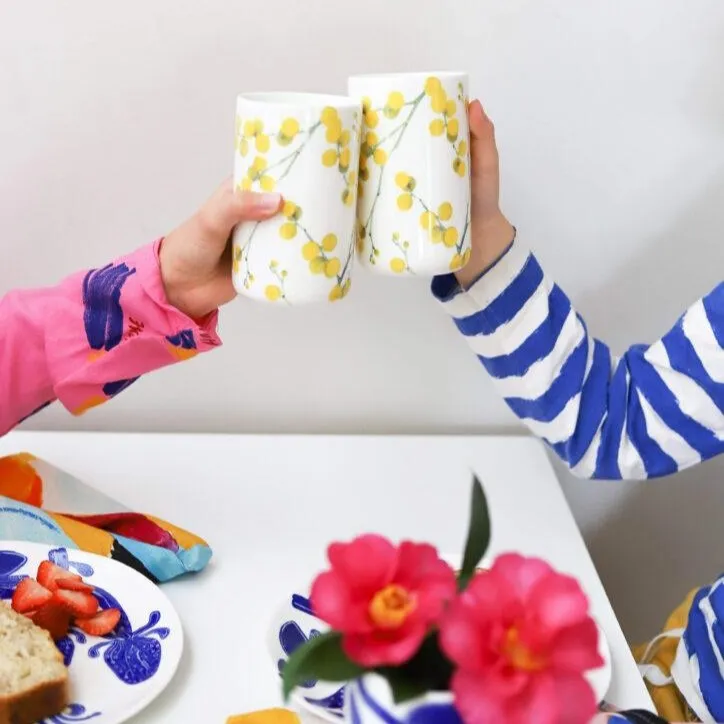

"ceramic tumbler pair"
[232, 72, 471, 305]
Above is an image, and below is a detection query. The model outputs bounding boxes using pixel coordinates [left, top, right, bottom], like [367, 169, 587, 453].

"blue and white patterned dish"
[267, 564, 612, 723]
[0, 540, 183, 724]
[267, 592, 344, 722]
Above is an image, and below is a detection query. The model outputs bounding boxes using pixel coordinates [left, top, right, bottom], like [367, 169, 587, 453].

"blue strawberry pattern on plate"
[0, 541, 183, 724]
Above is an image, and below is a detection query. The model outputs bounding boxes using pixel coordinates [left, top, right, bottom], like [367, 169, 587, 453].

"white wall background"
[2, 0, 724, 641]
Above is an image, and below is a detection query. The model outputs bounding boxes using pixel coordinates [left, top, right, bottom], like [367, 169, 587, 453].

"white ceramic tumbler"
[232, 93, 362, 305]
[348, 72, 471, 277]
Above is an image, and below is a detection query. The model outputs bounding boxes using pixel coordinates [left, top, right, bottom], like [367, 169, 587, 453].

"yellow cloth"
[227, 709, 299, 724]
[632, 587, 701, 722]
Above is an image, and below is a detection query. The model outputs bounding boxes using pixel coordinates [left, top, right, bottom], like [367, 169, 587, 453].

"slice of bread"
[0, 601, 69, 724]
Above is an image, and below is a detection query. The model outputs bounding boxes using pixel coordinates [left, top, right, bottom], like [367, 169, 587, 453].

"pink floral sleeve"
[0, 240, 221, 435]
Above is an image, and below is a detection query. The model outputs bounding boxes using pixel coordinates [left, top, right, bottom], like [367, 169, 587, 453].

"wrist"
[162, 276, 216, 322]
[455, 212, 515, 288]
[158, 240, 214, 321]
[163, 278, 197, 319]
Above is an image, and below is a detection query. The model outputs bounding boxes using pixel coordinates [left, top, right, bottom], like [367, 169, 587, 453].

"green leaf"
[458, 475, 491, 591]
[281, 632, 366, 701]
[380, 666, 431, 704]
[378, 633, 454, 703]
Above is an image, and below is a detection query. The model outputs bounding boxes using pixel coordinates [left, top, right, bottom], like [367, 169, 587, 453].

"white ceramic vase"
[348, 72, 472, 278]
[345, 674, 460, 724]
[232, 92, 362, 305]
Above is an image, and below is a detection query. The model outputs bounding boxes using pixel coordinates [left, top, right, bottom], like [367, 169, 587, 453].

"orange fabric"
[48, 512, 114, 558]
[0, 456, 43, 507]
[226, 709, 299, 724]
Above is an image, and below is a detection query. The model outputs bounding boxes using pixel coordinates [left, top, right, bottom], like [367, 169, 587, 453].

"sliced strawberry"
[75, 608, 121, 636]
[37, 561, 82, 592]
[56, 577, 94, 594]
[30, 602, 72, 640]
[52, 588, 98, 618]
[11, 577, 52, 614]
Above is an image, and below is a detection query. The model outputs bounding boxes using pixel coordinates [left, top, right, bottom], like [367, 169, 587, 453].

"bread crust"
[0, 675, 69, 724]
[0, 603, 69, 724]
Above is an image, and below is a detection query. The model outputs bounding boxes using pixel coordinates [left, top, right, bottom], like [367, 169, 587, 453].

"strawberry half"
[30, 602, 72, 640]
[11, 578, 52, 614]
[74, 608, 121, 636]
[56, 577, 94, 594]
[37, 561, 83, 592]
[52, 589, 98, 619]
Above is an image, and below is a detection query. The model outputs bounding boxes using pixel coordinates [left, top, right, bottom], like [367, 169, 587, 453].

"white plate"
[0, 540, 183, 724]
[268, 573, 612, 722]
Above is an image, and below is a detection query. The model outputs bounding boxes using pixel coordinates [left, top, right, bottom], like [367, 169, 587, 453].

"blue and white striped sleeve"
[432, 240, 724, 480]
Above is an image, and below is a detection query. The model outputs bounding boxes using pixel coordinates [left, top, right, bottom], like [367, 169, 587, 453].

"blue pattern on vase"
[347, 679, 461, 724]
[356, 678, 401, 724]
[0, 550, 27, 599]
[40, 703, 101, 722]
[406, 704, 463, 724]
[349, 689, 363, 724]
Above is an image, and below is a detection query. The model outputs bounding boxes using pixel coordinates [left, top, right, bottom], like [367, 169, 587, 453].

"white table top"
[0, 432, 653, 720]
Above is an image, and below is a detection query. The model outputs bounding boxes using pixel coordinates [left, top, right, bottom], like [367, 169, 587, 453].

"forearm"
[0, 289, 56, 432]
[434, 237, 724, 480]
[433, 240, 602, 470]
[0, 240, 221, 435]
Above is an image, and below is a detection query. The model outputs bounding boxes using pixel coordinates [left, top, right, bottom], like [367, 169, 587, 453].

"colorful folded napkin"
[0, 453, 212, 582]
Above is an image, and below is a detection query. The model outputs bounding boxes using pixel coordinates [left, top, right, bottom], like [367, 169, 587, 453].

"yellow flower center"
[502, 627, 546, 671]
[368, 584, 416, 629]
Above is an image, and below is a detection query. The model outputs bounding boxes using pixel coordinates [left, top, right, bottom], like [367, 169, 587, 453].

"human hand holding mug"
[160, 180, 282, 319]
[453, 99, 515, 289]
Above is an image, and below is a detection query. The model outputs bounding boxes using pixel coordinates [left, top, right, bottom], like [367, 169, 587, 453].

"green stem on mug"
[362, 92, 425, 264]
[268, 121, 322, 183]
[239, 221, 262, 289]
[458, 202, 471, 254]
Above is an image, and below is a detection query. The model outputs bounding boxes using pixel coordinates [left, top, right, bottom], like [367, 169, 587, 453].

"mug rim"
[236, 91, 360, 110]
[348, 70, 467, 82]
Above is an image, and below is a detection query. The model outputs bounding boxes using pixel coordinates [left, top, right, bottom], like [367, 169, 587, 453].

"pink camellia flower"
[440, 553, 603, 724]
[310, 534, 457, 667]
